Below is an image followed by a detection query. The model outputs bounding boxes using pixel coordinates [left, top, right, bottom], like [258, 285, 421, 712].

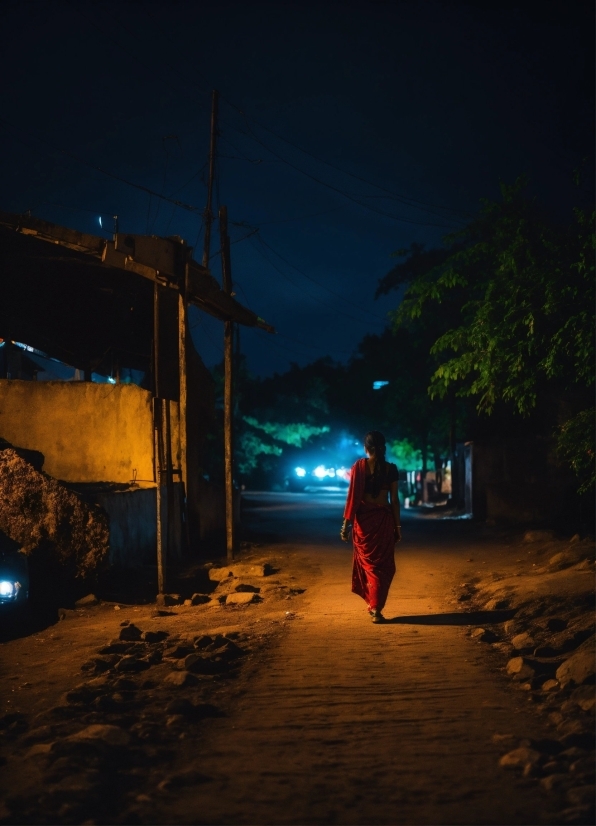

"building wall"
[0, 380, 165, 483]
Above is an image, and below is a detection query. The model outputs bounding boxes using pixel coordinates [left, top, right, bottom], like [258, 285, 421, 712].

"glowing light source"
[98, 216, 103, 228]
[373, 380, 389, 390]
[313, 465, 326, 478]
[0, 581, 14, 597]
[294, 467, 306, 477]
[107, 377, 117, 384]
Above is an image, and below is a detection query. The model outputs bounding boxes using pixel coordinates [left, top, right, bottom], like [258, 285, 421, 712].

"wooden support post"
[178, 264, 190, 554]
[202, 90, 219, 269]
[153, 283, 166, 594]
[219, 206, 235, 562]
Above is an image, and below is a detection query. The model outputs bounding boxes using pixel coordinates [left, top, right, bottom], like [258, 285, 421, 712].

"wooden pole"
[202, 90, 219, 269]
[178, 263, 190, 554]
[219, 205, 235, 561]
[153, 283, 166, 594]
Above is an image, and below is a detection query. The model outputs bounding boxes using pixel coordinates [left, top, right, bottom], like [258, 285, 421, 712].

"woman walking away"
[341, 431, 401, 623]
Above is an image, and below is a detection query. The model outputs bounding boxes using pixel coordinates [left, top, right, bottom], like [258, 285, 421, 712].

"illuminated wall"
[0, 380, 179, 483]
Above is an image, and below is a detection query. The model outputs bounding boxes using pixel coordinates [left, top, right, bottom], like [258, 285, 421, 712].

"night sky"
[0, 0, 593, 377]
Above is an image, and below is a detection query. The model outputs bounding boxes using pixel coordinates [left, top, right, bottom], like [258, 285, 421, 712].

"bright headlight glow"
[0, 581, 15, 597]
[294, 467, 306, 477]
[313, 465, 326, 478]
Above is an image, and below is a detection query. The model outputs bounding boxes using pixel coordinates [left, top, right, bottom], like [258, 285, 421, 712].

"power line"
[256, 234, 389, 324]
[248, 236, 384, 330]
[0, 118, 203, 214]
[221, 118, 460, 230]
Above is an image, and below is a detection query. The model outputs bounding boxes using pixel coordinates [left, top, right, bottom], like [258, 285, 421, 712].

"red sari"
[344, 458, 396, 612]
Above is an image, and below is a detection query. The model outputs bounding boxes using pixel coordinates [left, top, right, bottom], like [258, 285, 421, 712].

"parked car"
[286, 462, 351, 492]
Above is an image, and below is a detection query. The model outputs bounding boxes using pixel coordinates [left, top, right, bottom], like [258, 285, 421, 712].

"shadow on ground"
[385, 609, 516, 625]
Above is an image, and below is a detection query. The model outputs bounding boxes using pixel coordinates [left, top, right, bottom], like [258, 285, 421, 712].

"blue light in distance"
[294, 467, 306, 477]
[373, 380, 389, 390]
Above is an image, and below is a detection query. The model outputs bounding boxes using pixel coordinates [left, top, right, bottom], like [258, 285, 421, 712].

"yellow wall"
[0, 380, 178, 483]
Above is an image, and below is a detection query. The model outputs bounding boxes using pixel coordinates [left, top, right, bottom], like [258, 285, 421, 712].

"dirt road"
[1, 490, 588, 824]
[164, 493, 553, 825]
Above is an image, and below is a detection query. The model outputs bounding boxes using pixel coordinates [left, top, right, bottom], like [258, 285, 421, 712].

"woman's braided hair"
[365, 430, 387, 497]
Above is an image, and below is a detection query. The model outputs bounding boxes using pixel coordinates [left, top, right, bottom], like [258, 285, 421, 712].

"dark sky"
[0, 0, 593, 377]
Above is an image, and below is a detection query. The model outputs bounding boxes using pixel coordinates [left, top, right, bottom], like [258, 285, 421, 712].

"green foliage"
[236, 429, 282, 477]
[390, 179, 595, 490]
[243, 418, 329, 447]
[555, 408, 595, 494]
[388, 438, 423, 470]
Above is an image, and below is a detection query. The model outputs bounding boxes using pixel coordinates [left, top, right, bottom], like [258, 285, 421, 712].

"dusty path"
[162, 493, 551, 825]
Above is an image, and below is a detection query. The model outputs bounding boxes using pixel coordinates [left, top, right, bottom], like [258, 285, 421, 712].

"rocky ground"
[452, 529, 595, 824]
[0, 549, 307, 825]
[0, 499, 594, 826]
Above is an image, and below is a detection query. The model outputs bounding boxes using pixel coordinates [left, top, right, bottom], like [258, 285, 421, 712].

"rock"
[163, 644, 194, 659]
[194, 635, 214, 650]
[566, 786, 595, 807]
[57, 608, 76, 621]
[569, 534, 581, 544]
[499, 746, 542, 769]
[163, 671, 198, 688]
[570, 685, 596, 712]
[226, 591, 259, 605]
[66, 724, 130, 746]
[24, 742, 53, 759]
[207, 599, 222, 608]
[506, 657, 536, 681]
[156, 593, 182, 607]
[570, 757, 596, 778]
[541, 774, 570, 793]
[183, 599, 192, 606]
[114, 605, 121, 611]
[523, 530, 555, 543]
[512, 632, 536, 653]
[142, 630, 169, 644]
[115, 656, 150, 673]
[165, 699, 195, 717]
[81, 656, 117, 674]
[541, 679, 560, 692]
[190, 593, 210, 606]
[119, 624, 142, 641]
[556, 641, 595, 688]
[231, 562, 274, 578]
[67, 724, 130, 747]
[75, 593, 98, 608]
[184, 653, 229, 675]
[208, 568, 234, 582]
[234, 583, 260, 593]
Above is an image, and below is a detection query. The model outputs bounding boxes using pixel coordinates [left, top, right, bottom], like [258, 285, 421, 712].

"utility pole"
[153, 283, 165, 594]
[202, 90, 219, 269]
[219, 205, 235, 561]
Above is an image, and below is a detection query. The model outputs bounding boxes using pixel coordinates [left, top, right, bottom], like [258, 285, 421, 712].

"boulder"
[512, 632, 536, 653]
[156, 593, 182, 607]
[499, 746, 542, 769]
[208, 568, 234, 582]
[163, 671, 198, 688]
[506, 657, 536, 681]
[75, 594, 98, 608]
[231, 562, 273, 578]
[234, 583, 260, 593]
[541, 679, 560, 692]
[115, 656, 150, 673]
[226, 591, 259, 605]
[556, 641, 595, 688]
[184, 653, 228, 675]
[570, 685, 596, 712]
[119, 624, 142, 642]
[67, 724, 130, 747]
[190, 593, 211, 605]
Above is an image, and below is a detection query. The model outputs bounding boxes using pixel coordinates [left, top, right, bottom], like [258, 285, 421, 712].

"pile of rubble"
[459, 531, 595, 825]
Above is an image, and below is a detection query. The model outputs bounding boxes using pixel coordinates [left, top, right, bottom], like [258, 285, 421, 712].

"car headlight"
[294, 467, 306, 478]
[0, 581, 15, 598]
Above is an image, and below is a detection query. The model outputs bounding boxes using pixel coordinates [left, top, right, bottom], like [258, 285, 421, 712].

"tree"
[390, 180, 595, 491]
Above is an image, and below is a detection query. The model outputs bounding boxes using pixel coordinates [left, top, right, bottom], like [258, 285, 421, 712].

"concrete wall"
[0, 380, 161, 483]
